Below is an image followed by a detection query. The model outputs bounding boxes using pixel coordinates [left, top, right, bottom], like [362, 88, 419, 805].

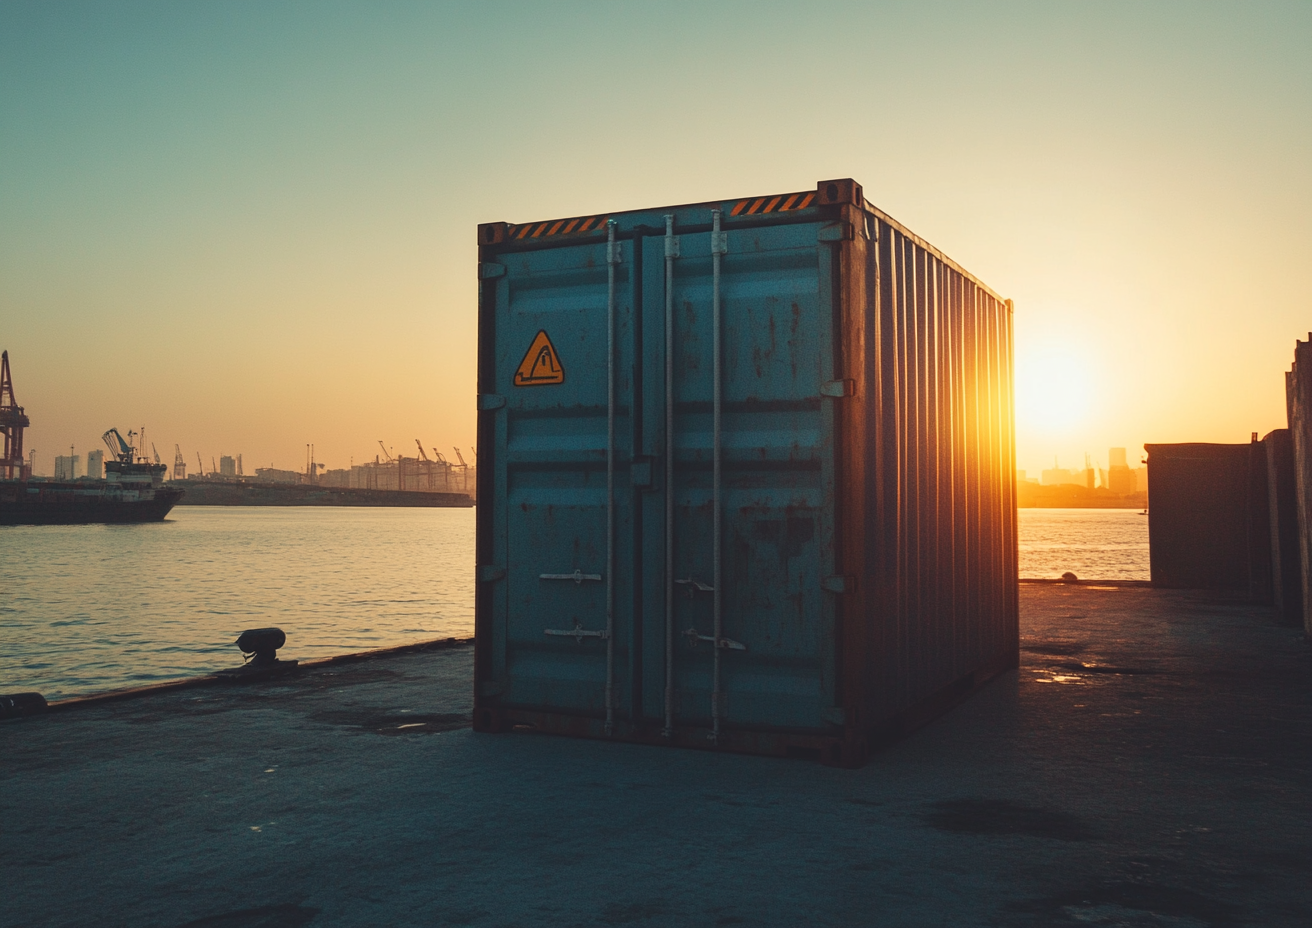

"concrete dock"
[3, 584, 1310, 927]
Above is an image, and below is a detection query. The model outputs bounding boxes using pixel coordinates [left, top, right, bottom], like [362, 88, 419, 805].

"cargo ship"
[0, 428, 184, 525]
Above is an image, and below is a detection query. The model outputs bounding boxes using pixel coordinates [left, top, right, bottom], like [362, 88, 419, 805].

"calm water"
[1018, 508, 1149, 581]
[0, 507, 474, 699]
[1, 506, 1145, 699]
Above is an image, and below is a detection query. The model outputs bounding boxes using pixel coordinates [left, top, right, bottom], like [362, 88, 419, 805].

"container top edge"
[862, 204, 1009, 306]
[479, 178, 1009, 306]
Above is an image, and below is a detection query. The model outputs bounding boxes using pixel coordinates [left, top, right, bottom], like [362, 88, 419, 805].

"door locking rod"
[545, 622, 610, 643]
[539, 570, 603, 584]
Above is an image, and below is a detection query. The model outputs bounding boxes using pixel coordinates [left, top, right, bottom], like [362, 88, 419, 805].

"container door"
[487, 231, 634, 727]
[640, 215, 839, 736]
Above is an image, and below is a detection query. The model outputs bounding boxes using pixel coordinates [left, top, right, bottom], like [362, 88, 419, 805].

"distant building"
[1041, 466, 1084, 487]
[255, 467, 302, 485]
[1015, 469, 1039, 485]
[86, 449, 104, 480]
[1107, 446, 1135, 495]
[219, 455, 237, 477]
[317, 457, 474, 496]
[53, 454, 81, 481]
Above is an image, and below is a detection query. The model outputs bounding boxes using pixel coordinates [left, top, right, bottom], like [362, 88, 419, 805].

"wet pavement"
[3, 584, 1310, 927]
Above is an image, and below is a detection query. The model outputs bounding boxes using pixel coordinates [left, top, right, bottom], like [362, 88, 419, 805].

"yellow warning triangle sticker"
[513, 330, 564, 386]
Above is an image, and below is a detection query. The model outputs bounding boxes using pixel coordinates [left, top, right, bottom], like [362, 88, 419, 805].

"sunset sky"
[1, 2, 1308, 477]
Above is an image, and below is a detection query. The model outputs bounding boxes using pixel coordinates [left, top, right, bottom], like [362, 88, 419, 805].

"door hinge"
[818, 222, 854, 243]
[710, 231, 728, 255]
[665, 235, 681, 258]
[820, 379, 854, 398]
[478, 565, 506, 583]
[822, 575, 855, 594]
[478, 394, 506, 411]
[607, 239, 623, 265]
[480, 262, 506, 279]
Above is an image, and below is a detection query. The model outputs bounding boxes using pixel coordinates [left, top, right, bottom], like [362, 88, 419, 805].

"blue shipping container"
[474, 179, 1017, 765]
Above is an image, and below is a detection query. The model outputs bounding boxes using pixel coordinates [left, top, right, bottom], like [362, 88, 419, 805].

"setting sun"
[1014, 340, 1095, 438]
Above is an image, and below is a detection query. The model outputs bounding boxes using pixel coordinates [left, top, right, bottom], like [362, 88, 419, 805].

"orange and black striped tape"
[729, 191, 815, 217]
[496, 189, 821, 243]
[507, 215, 610, 241]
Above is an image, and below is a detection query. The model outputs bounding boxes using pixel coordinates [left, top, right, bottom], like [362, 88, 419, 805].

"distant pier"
[174, 480, 473, 507]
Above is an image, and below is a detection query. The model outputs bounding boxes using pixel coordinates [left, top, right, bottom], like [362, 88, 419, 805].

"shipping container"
[1264, 429, 1302, 626]
[473, 179, 1017, 766]
[1145, 441, 1271, 598]
[1285, 337, 1312, 636]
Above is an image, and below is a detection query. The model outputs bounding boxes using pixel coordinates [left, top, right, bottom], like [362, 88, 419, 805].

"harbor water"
[0, 507, 1145, 700]
[0, 507, 475, 699]
[1018, 508, 1150, 582]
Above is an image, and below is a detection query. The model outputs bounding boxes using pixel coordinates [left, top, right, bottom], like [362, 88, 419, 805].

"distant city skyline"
[2, 3, 1307, 476]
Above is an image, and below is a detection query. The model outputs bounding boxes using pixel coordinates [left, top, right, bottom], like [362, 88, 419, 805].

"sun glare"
[1014, 342, 1095, 436]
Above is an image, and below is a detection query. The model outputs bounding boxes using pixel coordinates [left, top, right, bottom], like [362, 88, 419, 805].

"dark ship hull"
[0, 480, 184, 525]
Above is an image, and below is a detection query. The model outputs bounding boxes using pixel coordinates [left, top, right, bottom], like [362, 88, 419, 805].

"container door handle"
[682, 628, 746, 651]
[539, 570, 602, 584]
[544, 622, 610, 643]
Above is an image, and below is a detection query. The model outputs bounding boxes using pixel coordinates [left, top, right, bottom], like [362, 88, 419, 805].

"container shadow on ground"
[2, 585, 1310, 928]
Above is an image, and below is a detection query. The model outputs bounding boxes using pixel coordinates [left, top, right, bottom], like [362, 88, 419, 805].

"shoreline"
[12, 579, 1155, 709]
[20, 636, 475, 712]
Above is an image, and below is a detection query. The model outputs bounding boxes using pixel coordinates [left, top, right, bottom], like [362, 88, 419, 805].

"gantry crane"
[453, 447, 469, 493]
[0, 350, 31, 479]
[173, 445, 186, 480]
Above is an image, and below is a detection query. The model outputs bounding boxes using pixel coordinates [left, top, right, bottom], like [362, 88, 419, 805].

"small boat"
[0, 428, 184, 525]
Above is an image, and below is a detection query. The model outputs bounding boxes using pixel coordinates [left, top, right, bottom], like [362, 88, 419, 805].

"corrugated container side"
[861, 216, 1017, 732]
[1145, 442, 1270, 595]
[474, 179, 1017, 763]
[1286, 338, 1312, 636]
[1264, 428, 1302, 625]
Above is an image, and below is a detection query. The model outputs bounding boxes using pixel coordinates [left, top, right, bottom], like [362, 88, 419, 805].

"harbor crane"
[377, 440, 394, 463]
[151, 443, 161, 466]
[415, 440, 430, 462]
[0, 350, 31, 479]
[101, 428, 135, 464]
[173, 445, 186, 480]
[196, 452, 204, 476]
[452, 447, 469, 493]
